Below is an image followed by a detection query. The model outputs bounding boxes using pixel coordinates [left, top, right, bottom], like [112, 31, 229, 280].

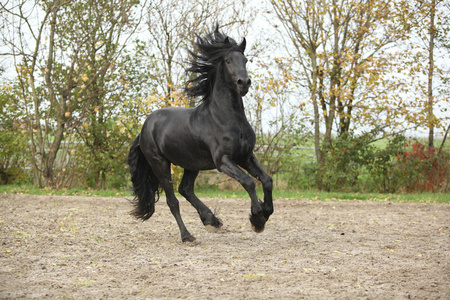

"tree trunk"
[42, 1, 65, 188]
[312, 65, 324, 190]
[438, 124, 449, 156]
[428, 0, 436, 149]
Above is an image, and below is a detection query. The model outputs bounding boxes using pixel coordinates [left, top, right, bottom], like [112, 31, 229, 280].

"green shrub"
[366, 135, 406, 193]
[305, 134, 450, 193]
[0, 85, 30, 185]
[318, 133, 375, 192]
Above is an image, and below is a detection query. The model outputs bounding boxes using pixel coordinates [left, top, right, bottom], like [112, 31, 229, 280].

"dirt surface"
[0, 193, 449, 299]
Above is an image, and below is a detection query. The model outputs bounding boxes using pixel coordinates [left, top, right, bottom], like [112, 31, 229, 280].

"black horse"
[127, 25, 273, 242]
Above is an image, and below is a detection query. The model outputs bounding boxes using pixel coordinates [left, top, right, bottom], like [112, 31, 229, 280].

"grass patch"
[0, 184, 129, 198]
[1, 184, 448, 203]
[193, 186, 449, 203]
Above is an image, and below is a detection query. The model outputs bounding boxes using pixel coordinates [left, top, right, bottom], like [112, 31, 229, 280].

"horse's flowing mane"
[185, 25, 245, 104]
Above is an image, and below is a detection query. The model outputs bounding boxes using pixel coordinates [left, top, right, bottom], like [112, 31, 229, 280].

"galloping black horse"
[127, 25, 273, 242]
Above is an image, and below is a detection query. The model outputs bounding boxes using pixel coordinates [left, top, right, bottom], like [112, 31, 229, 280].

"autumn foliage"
[395, 142, 450, 192]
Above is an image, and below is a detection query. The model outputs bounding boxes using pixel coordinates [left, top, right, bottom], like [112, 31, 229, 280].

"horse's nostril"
[237, 78, 251, 86]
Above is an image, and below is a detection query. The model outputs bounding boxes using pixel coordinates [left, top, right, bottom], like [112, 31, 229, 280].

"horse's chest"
[224, 125, 255, 160]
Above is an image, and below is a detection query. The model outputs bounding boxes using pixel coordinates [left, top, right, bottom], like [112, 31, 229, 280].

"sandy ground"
[0, 193, 449, 299]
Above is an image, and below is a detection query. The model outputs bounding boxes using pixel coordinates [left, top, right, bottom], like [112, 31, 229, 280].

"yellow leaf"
[302, 268, 316, 273]
[82, 74, 88, 82]
[244, 273, 267, 278]
[65, 112, 70, 117]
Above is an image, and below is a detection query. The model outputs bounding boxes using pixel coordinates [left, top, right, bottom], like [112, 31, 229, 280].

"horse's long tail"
[127, 135, 160, 221]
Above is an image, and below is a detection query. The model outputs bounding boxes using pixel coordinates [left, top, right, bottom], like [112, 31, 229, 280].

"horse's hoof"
[251, 224, 265, 233]
[182, 235, 196, 243]
[202, 212, 222, 227]
[249, 214, 266, 233]
[208, 217, 223, 227]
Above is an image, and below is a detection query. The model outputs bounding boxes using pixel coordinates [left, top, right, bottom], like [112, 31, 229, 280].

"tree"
[407, 0, 449, 149]
[59, 0, 147, 189]
[1, 1, 66, 187]
[0, 0, 145, 188]
[269, 0, 414, 188]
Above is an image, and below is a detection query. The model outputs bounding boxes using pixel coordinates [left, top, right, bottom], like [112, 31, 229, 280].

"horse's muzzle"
[237, 77, 251, 96]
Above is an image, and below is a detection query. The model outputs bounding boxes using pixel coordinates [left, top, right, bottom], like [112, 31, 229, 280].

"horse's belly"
[162, 139, 216, 170]
[170, 153, 216, 170]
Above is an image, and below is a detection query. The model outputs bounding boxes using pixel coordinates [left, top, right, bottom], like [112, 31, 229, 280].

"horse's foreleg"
[217, 155, 267, 233]
[240, 153, 274, 220]
[179, 169, 223, 230]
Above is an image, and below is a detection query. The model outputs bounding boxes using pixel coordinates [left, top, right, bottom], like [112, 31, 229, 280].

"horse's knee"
[261, 174, 273, 191]
[242, 177, 256, 192]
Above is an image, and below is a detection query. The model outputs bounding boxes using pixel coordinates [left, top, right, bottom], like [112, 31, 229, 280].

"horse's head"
[185, 26, 252, 102]
[223, 37, 251, 97]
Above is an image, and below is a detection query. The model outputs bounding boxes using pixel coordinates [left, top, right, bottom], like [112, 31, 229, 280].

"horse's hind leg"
[150, 158, 196, 242]
[178, 169, 223, 230]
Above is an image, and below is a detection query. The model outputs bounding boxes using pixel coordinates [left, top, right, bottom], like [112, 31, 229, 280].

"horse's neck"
[209, 76, 246, 122]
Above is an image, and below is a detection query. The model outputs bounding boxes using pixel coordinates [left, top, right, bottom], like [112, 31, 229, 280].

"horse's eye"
[226, 58, 231, 64]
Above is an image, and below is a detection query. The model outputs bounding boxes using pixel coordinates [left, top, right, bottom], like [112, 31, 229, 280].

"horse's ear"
[224, 36, 230, 44]
[239, 38, 246, 52]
